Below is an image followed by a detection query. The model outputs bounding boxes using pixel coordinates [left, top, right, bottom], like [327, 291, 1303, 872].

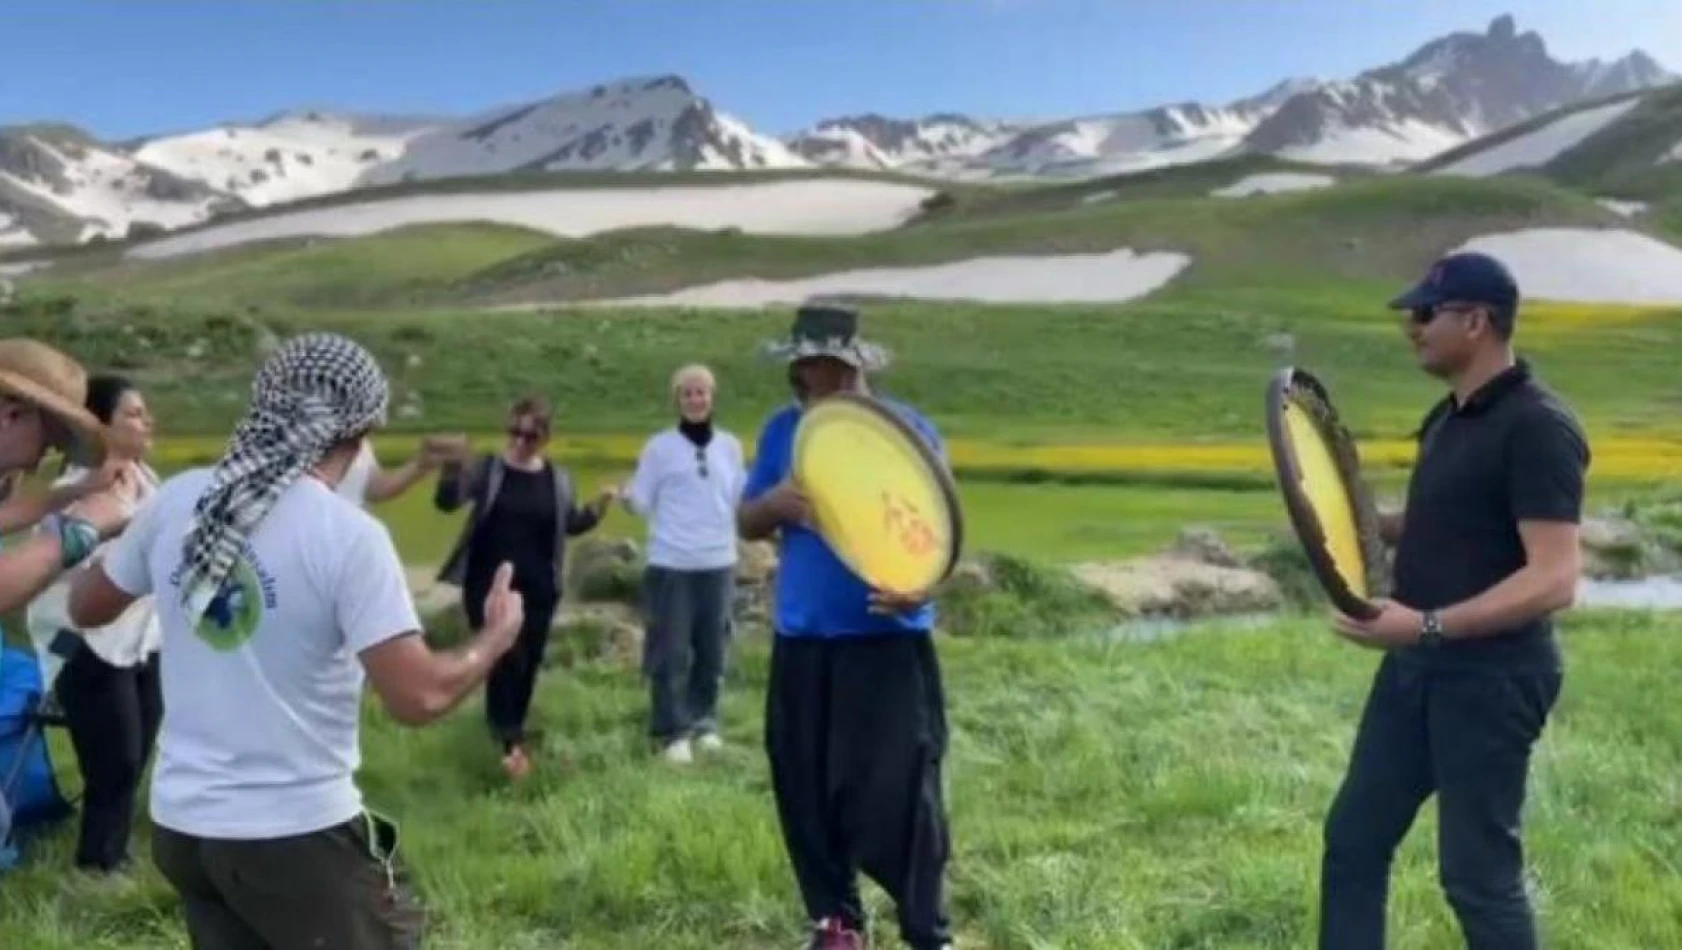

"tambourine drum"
[1264, 367, 1386, 620]
[791, 393, 962, 595]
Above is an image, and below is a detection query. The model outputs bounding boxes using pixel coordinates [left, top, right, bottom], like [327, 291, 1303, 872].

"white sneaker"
[695, 731, 724, 752]
[661, 738, 693, 764]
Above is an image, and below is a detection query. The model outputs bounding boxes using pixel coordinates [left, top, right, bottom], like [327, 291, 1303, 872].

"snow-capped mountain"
[131, 75, 804, 203]
[1240, 15, 1673, 163]
[787, 114, 1024, 171]
[0, 75, 809, 249]
[0, 14, 1674, 250]
[365, 75, 807, 185]
[795, 16, 1673, 176]
[0, 124, 242, 245]
[131, 110, 436, 207]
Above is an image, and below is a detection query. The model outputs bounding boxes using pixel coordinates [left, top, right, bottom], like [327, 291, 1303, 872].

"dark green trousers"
[152, 812, 425, 950]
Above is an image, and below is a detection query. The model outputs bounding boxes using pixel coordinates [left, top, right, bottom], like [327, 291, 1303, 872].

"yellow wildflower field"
[148, 432, 1682, 483]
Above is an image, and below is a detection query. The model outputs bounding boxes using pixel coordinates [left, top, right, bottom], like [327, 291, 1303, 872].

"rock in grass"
[1071, 527, 1282, 618]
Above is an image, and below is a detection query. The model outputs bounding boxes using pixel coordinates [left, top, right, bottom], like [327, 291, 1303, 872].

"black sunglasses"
[507, 426, 545, 442]
[694, 444, 709, 479]
[1410, 302, 1483, 325]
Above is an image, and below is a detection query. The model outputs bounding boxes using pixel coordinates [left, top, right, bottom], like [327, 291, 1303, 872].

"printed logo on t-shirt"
[171, 544, 279, 652]
[195, 558, 264, 651]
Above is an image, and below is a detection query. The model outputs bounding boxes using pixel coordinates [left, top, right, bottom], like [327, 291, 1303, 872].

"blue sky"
[6, 0, 1679, 140]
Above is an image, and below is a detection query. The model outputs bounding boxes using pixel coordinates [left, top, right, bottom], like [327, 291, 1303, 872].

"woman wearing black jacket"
[434, 395, 616, 779]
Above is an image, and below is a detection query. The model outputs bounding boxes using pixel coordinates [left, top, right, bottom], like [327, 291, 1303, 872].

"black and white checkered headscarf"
[178, 332, 389, 625]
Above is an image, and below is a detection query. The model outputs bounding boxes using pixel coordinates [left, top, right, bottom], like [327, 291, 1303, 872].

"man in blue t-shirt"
[738, 304, 954, 950]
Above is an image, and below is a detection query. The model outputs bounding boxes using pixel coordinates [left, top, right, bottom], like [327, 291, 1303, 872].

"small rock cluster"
[1068, 527, 1283, 619]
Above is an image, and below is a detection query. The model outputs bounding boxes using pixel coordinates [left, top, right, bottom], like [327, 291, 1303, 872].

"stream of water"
[1098, 576, 1682, 643]
[1575, 574, 1682, 609]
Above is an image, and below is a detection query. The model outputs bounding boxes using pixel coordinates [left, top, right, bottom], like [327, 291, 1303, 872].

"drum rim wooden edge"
[794, 391, 965, 590]
[1264, 367, 1382, 621]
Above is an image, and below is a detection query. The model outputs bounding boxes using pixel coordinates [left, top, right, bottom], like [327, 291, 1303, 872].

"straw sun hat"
[0, 339, 106, 465]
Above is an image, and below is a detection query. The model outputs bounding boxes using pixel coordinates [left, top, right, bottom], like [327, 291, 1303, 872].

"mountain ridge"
[0, 13, 1673, 248]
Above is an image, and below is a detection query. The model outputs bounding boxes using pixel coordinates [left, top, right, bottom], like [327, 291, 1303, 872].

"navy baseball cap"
[1388, 251, 1519, 312]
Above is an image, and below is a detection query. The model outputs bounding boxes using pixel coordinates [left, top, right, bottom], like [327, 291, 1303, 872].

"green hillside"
[9, 170, 1680, 446]
[29, 173, 1623, 310]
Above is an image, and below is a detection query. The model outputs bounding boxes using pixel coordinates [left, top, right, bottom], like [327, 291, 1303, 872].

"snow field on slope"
[124, 179, 935, 261]
[1455, 228, 1682, 304]
[1433, 98, 1644, 176]
[576, 248, 1192, 308]
[1210, 172, 1337, 197]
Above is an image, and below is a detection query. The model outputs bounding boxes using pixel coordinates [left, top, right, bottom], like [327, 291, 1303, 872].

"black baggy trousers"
[764, 631, 953, 950]
[1319, 653, 1562, 950]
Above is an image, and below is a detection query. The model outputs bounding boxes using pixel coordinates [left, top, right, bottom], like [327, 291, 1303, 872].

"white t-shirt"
[28, 463, 163, 684]
[623, 428, 745, 571]
[102, 466, 420, 840]
[336, 440, 377, 507]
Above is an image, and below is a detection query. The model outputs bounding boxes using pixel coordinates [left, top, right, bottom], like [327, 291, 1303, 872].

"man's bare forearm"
[366, 458, 432, 505]
[0, 533, 70, 613]
[1438, 562, 1577, 641]
[737, 498, 782, 541]
[400, 630, 510, 725]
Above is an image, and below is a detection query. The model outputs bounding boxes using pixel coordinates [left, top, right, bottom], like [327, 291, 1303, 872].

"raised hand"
[479, 562, 525, 657]
[420, 434, 471, 469]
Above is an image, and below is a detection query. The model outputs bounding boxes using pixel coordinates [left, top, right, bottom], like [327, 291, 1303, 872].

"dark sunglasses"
[1409, 302, 1482, 325]
[694, 444, 709, 479]
[507, 426, 545, 442]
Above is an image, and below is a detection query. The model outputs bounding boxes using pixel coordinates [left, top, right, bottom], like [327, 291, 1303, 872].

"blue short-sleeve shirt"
[742, 397, 944, 638]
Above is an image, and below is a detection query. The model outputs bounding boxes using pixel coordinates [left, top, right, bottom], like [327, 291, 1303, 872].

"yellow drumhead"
[1281, 398, 1367, 598]
[1265, 367, 1382, 620]
[792, 395, 960, 594]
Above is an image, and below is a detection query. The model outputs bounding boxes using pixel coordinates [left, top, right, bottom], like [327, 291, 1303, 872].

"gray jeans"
[641, 565, 736, 742]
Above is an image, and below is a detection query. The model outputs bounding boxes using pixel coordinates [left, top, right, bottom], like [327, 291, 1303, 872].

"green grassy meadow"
[5, 153, 1682, 947]
[7, 610, 1682, 949]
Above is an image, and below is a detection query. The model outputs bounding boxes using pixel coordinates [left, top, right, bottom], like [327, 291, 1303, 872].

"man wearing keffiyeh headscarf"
[68, 332, 529, 949]
[178, 332, 392, 625]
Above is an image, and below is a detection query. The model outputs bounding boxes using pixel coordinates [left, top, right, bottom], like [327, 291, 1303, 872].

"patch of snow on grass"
[0, 260, 45, 278]
[579, 248, 1192, 308]
[125, 179, 934, 261]
[1454, 228, 1682, 305]
[1434, 98, 1643, 177]
[0, 213, 36, 248]
[1597, 198, 1648, 217]
[1210, 172, 1336, 197]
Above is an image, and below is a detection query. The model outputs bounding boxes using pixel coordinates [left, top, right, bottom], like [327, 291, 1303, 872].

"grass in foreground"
[3, 609, 1679, 949]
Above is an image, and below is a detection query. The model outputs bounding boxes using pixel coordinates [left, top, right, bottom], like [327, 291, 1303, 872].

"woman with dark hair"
[27, 373, 160, 873]
[434, 395, 617, 779]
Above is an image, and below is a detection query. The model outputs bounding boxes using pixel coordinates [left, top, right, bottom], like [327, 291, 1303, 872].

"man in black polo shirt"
[1318, 251, 1589, 950]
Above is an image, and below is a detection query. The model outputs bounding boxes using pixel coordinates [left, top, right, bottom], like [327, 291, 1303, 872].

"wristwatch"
[1419, 610, 1445, 648]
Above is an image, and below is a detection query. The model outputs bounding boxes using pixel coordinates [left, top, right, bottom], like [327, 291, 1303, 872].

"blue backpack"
[0, 644, 73, 872]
